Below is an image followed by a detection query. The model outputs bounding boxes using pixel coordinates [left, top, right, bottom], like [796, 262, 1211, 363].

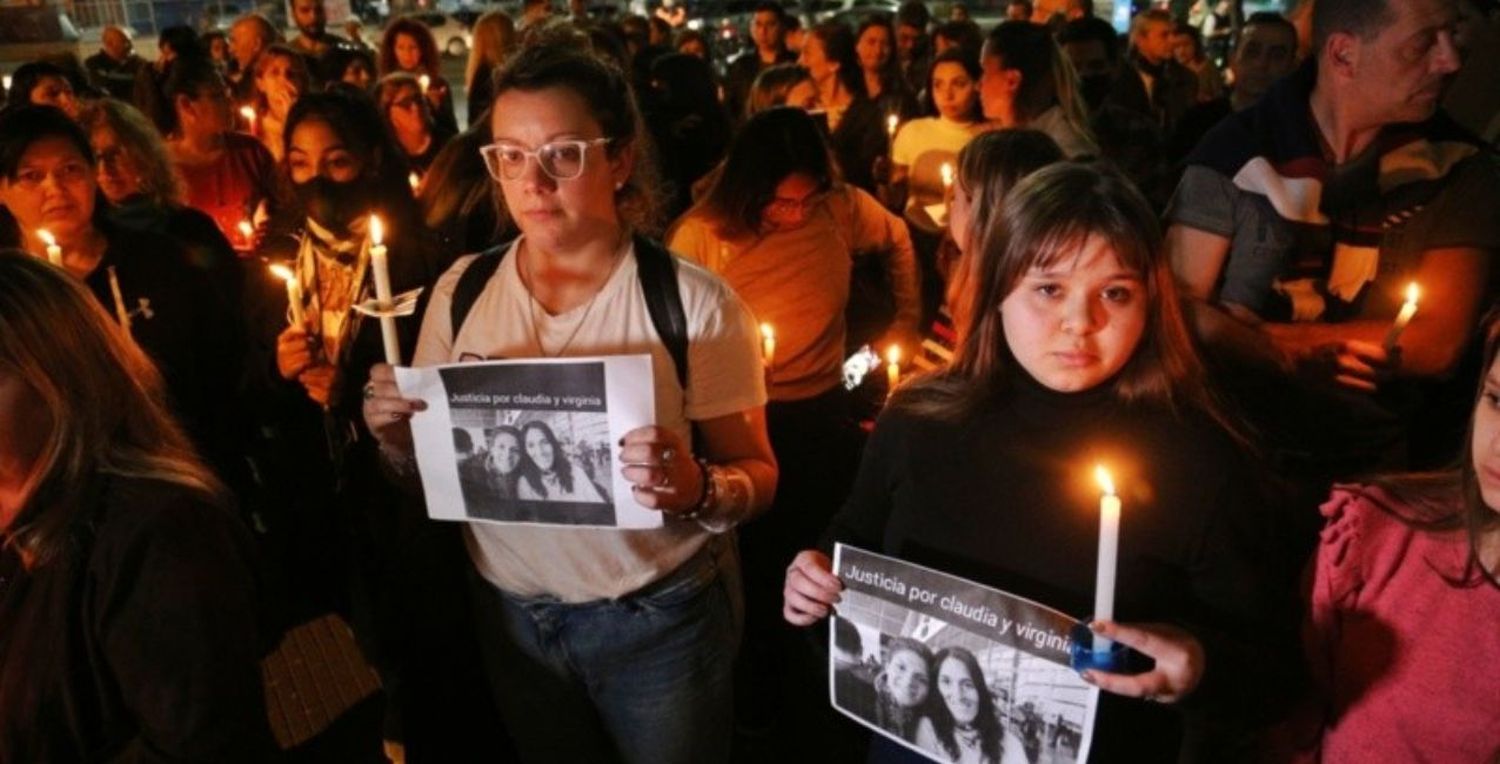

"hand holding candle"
[37, 229, 62, 266]
[760, 322, 776, 368]
[1383, 282, 1419, 352]
[368, 214, 402, 365]
[1093, 465, 1121, 651]
[269, 263, 306, 327]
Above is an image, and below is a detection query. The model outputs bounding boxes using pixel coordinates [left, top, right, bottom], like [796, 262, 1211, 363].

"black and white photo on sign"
[395, 355, 660, 529]
[831, 544, 1097, 764]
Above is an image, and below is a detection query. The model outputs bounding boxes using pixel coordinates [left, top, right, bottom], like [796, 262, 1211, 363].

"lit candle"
[1383, 282, 1420, 351]
[885, 344, 901, 392]
[237, 219, 254, 249]
[268, 263, 306, 327]
[36, 229, 62, 266]
[1093, 465, 1121, 651]
[408, 172, 421, 192]
[368, 214, 401, 365]
[886, 113, 898, 160]
[940, 162, 954, 196]
[239, 105, 256, 133]
[2, 75, 11, 92]
[760, 322, 776, 368]
[107, 265, 131, 333]
[418, 74, 431, 94]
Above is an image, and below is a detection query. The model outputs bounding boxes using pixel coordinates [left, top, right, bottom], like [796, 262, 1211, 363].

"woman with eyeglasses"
[0, 105, 247, 493]
[379, 17, 459, 138]
[375, 72, 455, 179]
[667, 106, 918, 738]
[362, 45, 777, 763]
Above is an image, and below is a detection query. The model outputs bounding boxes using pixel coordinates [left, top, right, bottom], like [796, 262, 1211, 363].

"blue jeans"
[469, 537, 742, 764]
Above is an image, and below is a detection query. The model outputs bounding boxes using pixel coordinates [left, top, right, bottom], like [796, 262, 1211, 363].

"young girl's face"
[1471, 354, 1500, 513]
[931, 61, 977, 122]
[1000, 235, 1147, 392]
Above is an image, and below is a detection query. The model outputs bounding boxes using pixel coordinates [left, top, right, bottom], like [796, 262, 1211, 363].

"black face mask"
[295, 175, 375, 236]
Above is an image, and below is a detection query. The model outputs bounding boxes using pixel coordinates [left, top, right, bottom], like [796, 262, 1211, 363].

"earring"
[615, 181, 624, 190]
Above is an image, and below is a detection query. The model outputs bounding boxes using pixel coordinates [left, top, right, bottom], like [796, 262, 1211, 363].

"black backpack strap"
[633, 234, 690, 391]
[449, 243, 509, 340]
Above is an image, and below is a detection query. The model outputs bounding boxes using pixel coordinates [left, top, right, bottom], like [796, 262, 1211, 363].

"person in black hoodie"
[0, 251, 272, 763]
[0, 105, 246, 493]
[785, 163, 1298, 762]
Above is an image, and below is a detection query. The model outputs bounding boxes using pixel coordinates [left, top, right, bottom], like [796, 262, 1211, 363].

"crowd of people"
[0, 0, 1496, 761]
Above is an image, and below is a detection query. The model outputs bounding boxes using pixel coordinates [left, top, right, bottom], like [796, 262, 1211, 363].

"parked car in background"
[403, 11, 474, 57]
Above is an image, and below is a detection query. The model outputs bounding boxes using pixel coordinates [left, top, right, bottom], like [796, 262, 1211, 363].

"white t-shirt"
[412, 237, 767, 602]
[891, 116, 979, 170]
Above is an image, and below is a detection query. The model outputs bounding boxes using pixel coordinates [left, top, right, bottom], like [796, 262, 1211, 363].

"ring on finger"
[660, 447, 676, 467]
[363, 383, 377, 400]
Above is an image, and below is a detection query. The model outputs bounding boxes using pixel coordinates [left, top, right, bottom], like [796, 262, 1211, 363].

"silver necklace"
[521, 237, 627, 358]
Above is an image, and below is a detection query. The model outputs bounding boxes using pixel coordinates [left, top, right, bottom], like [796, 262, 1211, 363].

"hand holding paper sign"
[361, 362, 426, 456]
[618, 425, 703, 514]
[1080, 620, 1205, 704]
[783, 549, 842, 626]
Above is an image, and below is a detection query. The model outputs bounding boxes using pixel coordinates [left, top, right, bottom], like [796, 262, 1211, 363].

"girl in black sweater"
[784, 163, 1293, 761]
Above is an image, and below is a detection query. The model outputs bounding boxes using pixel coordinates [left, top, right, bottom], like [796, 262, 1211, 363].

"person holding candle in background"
[1268, 311, 1500, 762]
[1166, 0, 1500, 477]
[245, 88, 479, 760]
[379, 17, 458, 138]
[0, 105, 247, 494]
[784, 163, 1294, 761]
[669, 111, 917, 737]
[78, 98, 243, 307]
[375, 72, 455, 179]
[855, 15, 919, 124]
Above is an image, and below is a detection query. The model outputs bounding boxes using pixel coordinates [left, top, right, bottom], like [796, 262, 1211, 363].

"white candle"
[268, 263, 306, 327]
[1093, 465, 1121, 651]
[107, 265, 131, 333]
[2, 75, 11, 92]
[885, 344, 901, 392]
[886, 113, 899, 160]
[36, 229, 62, 266]
[239, 105, 257, 133]
[368, 214, 401, 365]
[408, 172, 422, 191]
[760, 322, 776, 368]
[1383, 282, 1420, 351]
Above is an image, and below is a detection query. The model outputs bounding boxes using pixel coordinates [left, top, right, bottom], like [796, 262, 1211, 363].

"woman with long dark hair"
[515, 420, 607, 502]
[0, 251, 271, 762]
[914, 647, 1026, 763]
[889, 47, 984, 235]
[375, 72, 455, 178]
[978, 22, 1096, 157]
[785, 163, 1289, 760]
[856, 14, 919, 121]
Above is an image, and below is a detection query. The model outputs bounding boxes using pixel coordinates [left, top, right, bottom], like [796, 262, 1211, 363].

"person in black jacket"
[0, 105, 247, 493]
[785, 163, 1297, 762]
[0, 250, 272, 763]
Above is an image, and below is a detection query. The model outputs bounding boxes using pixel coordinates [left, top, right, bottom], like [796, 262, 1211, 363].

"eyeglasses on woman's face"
[479, 137, 612, 182]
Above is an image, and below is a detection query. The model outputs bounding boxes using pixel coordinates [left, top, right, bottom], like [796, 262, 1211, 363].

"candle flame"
[369, 214, 384, 246]
[408, 172, 421, 190]
[760, 322, 774, 340]
[886, 344, 901, 365]
[940, 162, 954, 187]
[237, 219, 254, 237]
[1404, 282, 1419, 306]
[239, 105, 255, 121]
[268, 263, 295, 283]
[1094, 465, 1115, 496]
[36, 229, 55, 247]
[886, 114, 898, 134]
[418, 74, 431, 92]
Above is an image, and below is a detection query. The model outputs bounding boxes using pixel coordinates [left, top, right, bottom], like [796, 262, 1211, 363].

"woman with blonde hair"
[464, 10, 517, 124]
[0, 251, 271, 762]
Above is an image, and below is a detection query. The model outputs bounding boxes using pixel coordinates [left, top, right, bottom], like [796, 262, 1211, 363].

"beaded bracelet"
[682, 457, 717, 521]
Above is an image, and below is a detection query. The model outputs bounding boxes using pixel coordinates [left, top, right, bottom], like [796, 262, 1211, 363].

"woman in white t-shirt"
[361, 45, 776, 764]
[889, 47, 985, 237]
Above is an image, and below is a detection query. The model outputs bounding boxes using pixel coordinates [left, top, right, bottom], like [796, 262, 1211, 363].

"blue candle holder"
[1068, 620, 1153, 676]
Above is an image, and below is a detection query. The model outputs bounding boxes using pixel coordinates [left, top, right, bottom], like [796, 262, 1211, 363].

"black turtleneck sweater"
[825, 373, 1296, 762]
